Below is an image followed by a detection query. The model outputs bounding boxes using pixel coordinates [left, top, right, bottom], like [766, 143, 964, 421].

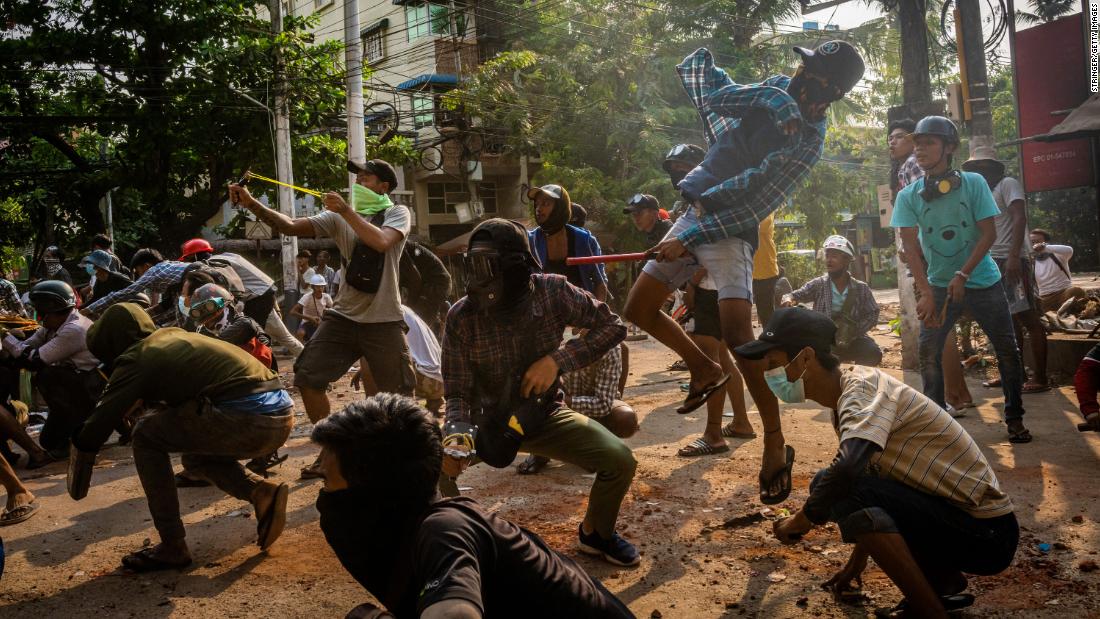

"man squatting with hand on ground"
[622, 40, 865, 505]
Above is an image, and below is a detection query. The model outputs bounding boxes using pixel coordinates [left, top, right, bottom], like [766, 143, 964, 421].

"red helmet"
[179, 238, 214, 261]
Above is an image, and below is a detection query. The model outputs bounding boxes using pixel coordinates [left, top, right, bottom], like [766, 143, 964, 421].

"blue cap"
[81, 250, 112, 271]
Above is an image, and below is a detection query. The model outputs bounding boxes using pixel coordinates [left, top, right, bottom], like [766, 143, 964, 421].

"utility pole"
[957, 0, 995, 152]
[271, 0, 299, 315]
[345, 0, 366, 190]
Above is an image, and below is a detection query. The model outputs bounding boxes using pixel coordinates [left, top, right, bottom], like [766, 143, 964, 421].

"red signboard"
[1014, 13, 1094, 192]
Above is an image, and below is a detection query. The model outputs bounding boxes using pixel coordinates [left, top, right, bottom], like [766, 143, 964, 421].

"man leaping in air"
[623, 41, 864, 504]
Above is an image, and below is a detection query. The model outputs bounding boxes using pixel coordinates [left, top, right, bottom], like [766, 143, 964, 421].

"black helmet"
[29, 280, 77, 313]
[912, 116, 960, 145]
[793, 41, 866, 99]
[662, 144, 706, 172]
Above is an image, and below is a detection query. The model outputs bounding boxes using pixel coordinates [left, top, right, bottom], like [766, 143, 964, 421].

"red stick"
[565, 252, 655, 265]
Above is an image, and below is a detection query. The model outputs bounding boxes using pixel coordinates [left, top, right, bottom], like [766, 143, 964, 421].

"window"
[477, 182, 497, 214]
[363, 28, 385, 63]
[411, 95, 435, 130]
[314, 0, 335, 8]
[427, 182, 469, 214]
[405, 2, 468, 41]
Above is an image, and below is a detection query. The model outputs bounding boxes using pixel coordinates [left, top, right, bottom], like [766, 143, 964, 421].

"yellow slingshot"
[242, 171, 325, 198]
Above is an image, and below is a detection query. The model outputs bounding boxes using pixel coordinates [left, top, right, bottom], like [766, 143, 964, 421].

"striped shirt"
[835, 366, 1013, 518]
[85, 261, 190, 316]
[562, 342, 622, 419]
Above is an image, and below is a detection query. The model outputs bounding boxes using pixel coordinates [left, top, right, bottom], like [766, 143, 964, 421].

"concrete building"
[286, 0, 533, 246]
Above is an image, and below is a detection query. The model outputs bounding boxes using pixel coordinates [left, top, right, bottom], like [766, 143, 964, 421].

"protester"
[661, 143, 707, 220]
[352, 305, 445, 417]
[315, 250, 337, 295]
[1, 281, 111, 460]
[622, 193, 672, 248]
[752, 214, 780, 325]
[441, 218, 637, 566]
[82, 248, 188, 318]
[677, 270, 754, 458]
[1031, 229, 1085, 312]
[1073, 341, 1100, 432]
[0, 268, 25, 318]
[527, 184, 609, 301]
[90, 233, 126, 274]
[891, 118, 974, 414]
[70, 304, 293, 571]
[312, 394, 635, 618]
[295, 249, 316, 295]
[743, 308, 1017, 617]
[569, 203, 588, 228]
[400, 239, 452, 333]
[518, 334, 639, 474]
[230, 158, 415, 479]
[782, 235, 881, 366]
[81, 250, 133, 304]
[962, 149, 1050, 393]
[624, 40, 865, 505]
[0, 452, 37, 526]
[891, 116, 1030, 443]
[292, 274, 332, 341]
[37, 246, 73, 285]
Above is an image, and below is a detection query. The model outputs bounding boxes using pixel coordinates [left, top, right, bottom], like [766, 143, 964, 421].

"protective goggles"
[666, 144, 691, 159]
[189, 297, 227, 320]
[464, 252, 501, 286]
[627, 193, 648, 207]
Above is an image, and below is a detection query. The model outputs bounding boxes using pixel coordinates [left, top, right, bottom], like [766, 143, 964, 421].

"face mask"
[669, 170, 688, 189]
[764, 352, 807, 404]
[351, 183, 392, 216]
[177, 296, 188, 316]
[84, 264, 96, 276]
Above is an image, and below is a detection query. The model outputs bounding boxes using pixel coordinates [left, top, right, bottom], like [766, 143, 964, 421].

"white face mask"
[764, 352, 807, 404]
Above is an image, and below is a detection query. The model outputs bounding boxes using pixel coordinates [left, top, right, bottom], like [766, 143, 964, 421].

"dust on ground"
[1, 336, 1098, 618]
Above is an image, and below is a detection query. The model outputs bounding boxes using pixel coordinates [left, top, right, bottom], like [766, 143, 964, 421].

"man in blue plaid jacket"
[624, 40, 864, 505]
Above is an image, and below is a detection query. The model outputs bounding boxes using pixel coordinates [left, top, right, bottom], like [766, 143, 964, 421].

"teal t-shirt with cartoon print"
[891, 171, 1002, 289]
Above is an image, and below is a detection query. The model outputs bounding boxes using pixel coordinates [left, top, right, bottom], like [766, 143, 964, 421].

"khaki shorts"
[293, 311, 415, 395]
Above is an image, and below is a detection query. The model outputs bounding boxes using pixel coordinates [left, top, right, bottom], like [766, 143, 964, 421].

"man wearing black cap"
[623, 193, 671, 247]
[440, 218, 638, 567]
[623, 41, 865, 505]
[736, 308, 1017, 617]
[527, 184, 608, 300]
[230, 158, 416, 478]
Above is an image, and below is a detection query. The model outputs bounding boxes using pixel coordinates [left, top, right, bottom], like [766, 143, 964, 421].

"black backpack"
[342, 212, 388, 294]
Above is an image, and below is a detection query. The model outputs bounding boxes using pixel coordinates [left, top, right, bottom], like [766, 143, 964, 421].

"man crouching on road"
[314, 394, 635, 618]
[440, 218, 639, 567]
[69, 304, 293, 571]
[737, 308, 1017, 617]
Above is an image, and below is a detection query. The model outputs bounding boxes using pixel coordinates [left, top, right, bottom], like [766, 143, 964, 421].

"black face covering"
[465, 220, 540, 315]
[669, 169, 688, 189]
[537, 197, 571, 235]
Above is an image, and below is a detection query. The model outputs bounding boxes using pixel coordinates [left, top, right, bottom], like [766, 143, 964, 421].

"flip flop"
[1008, 423, 1033, 444]
[516, 454, 550, 475]
[256, 482, 289, 550]
[121, 547, 192, 573]
[1021, 382, 1051, 394]
[299, 458, 324, 480]
[677, 438, 730, 457]
[982, 378, 1002, 388]
[0, 501, 38, 526]
[759, 445, 795, 505]
[676, 373, 731, 415]
[721, 422, 757, 439]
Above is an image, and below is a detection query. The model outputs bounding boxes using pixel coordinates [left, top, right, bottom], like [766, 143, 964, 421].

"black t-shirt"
[91, 271, 133, 303]
[645, 218, 673, 246]
[322, 495, 634, 618]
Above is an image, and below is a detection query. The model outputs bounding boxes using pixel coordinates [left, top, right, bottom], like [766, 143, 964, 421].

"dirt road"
[1, 335, 1098, 618]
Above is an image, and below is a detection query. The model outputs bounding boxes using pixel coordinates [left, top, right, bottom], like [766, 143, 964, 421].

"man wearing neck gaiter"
[526, 184, 609, 301]
[313, 394, 635, 618]
[439, 218, 639, 567]
[230, 159, 416, 479]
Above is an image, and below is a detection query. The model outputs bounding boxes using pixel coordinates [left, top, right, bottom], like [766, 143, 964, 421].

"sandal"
[1007, 422, 1033, 444]
[0, 501, 39, 526]
[256, 482, 289, 550]
[517, 454, 550, 475]
[175, 472, 211, 488]
[677, 438, 730, 457]
[676, 374, 731, 415]
[121, 547, 192, 573]
[982, 378, 1002, 388]
[1021, 382, 1051, 394]
[299, 456, 324, 480]
[721, 422, 756, 439]
[246, 451, 289, 478]
[1078, 413, 1100, 432]
[759, 445, 795, 505]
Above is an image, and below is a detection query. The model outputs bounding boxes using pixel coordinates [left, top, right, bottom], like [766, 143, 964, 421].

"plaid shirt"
[442, 274, 626, 425]
[562, 341, 622, 419]
[0, 279, 25, 317]
[788, 274, 879, 336]
[85, 261, 189, 316]
[675, 48, 827, 249]
[897, 154, 923, 190]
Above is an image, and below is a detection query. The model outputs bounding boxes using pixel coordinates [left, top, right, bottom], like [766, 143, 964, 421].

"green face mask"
[351, 183, 393, 216]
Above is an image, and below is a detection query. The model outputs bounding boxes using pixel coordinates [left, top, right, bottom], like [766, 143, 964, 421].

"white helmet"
[822, 234, 855, 257]
[309, 274, 327, 286]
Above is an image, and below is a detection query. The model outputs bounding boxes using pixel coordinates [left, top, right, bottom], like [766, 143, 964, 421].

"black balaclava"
[537, 195, 571, 236]
[465, 218, 541, 315]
